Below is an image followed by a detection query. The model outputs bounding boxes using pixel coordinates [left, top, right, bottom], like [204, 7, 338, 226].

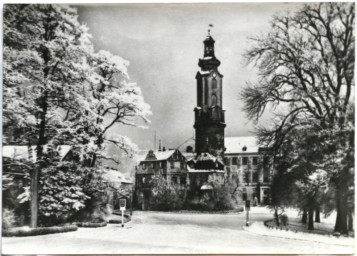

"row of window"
[171, 176, 187, 185]
[137, 175, 187, 185]
[241, 168, 270, 183]
[142, 161, 186, 170]
[225, 156, 270, 166]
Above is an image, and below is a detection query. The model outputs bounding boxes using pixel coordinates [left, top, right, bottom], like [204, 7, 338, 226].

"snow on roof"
[102, 169, 133, 190]
[225, 136, 259, 154]
[102, 169, 133, 184]
[201, 184, 213, 190]
[182, 152, 195, 161]
[187, 164, 224, 173]
[193, 152, 224, 166]
[136, 150, 149, 162]
[153, 150, 176, 160]
[140, 149, 176, 162]
[198, 70, 210, 75]
[57, 145, 72, 160]
[196, 152, 217, 162]
[3, 145, 37, 163]
[2, 145, 72, 162]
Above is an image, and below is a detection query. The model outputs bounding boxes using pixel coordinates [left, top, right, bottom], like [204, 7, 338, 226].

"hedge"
[75, 221, 107, 228]
[108, 216, 131, 224]
[2, 225, 78, 237]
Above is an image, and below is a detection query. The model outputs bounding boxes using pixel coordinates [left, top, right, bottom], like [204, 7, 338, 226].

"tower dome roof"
[204, 35, 215, 43]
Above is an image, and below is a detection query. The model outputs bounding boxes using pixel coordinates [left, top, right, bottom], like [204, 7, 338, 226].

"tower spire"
[208, 24, 213, 36]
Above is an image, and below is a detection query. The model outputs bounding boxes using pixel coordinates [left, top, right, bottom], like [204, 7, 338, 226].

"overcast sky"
[77, 3, 305, 151]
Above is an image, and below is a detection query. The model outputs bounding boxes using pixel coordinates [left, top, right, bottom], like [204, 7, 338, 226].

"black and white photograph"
[1, 2, 355, 254]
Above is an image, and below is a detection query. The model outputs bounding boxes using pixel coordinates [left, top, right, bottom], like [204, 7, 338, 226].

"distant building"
[134, 31, 273, 209]
[134, 149, 189, 209]
[187, 152, 225, 187]
[135, 149, 188, 188]
[224, 136, 273, 205]
[2, 144, 72, 163]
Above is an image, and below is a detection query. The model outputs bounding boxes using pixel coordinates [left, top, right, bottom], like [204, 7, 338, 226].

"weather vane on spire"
[208, 24, 214, 36]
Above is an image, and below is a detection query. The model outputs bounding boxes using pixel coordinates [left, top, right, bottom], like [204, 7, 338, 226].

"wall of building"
[224, 154, 273, 205]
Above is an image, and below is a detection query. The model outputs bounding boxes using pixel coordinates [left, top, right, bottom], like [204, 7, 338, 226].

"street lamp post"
[245, 199, 250, 226]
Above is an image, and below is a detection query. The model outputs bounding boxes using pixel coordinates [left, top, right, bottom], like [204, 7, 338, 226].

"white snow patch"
[244, 221, 354, 246]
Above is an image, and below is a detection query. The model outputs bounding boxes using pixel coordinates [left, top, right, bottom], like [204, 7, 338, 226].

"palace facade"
[134, 31, 273, 209]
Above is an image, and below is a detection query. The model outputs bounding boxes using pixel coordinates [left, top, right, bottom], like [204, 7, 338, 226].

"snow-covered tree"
[84, 49, 151, 166]
[4, 4, 97, 227]
[4, 4, 152, 227]
[241, 3, 354, 234]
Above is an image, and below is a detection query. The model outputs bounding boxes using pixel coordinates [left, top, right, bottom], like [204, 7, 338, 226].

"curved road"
[2, 208, 354, 254]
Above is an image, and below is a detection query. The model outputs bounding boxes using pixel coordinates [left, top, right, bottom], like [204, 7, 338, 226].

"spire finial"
[208, 24, 214, 36]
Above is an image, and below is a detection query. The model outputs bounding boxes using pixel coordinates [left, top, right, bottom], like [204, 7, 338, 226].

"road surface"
[2, 208, 354, 254]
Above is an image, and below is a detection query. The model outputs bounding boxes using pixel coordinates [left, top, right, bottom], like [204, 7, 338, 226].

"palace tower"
[194, 31, 226, 160]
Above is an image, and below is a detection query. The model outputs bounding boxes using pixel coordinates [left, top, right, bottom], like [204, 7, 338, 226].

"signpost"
[245, 200, 250, 226]
[120, 198, 126, 228]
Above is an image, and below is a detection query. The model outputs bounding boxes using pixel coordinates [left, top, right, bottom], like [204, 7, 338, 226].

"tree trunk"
[31, 89, 48, 228]
[308, 208, 314, 230]
[334, 185, 348, 234]
[302, 209, 307, 224]
[274, 208, 280, 226]
[347, 208, 353, 232]
[30, 167, 39, 228]
[315, 208, 320, 223]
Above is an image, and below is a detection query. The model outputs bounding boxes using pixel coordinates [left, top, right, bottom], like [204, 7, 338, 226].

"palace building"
[134, 30, 272, 209]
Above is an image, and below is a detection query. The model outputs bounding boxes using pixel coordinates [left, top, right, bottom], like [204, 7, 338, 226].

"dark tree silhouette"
[242, 3, 354, 234]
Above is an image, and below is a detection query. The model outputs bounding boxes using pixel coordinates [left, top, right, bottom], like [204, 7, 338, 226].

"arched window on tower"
[211, 94, 217, 106]
[212, 78, 217, 89]
[204, 82, 208, 105]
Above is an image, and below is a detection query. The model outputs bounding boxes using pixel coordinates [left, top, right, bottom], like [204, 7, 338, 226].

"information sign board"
[120, 199, 126, 211]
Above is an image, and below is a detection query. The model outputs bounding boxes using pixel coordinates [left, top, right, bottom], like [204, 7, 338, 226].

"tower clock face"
[212, 73, 217, 78]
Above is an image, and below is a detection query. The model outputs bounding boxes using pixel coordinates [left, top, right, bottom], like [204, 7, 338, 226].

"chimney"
[159, 140, 162, 151]
[162, 146, 166, 152]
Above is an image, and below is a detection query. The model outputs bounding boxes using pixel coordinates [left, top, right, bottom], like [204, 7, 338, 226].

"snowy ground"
[2, 207, 354, 254]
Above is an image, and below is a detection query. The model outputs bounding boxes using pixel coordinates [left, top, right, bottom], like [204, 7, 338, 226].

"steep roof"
[140, 149, 177, 162]
[224, 136, 259, 154]
[136, 150, 149, 162]
[102, 169, 133, 184]
[182, 152, 195, 161]
[188, 152, 224, 170]
[2, 145, 72, 162]
[153, 150, 176, 160]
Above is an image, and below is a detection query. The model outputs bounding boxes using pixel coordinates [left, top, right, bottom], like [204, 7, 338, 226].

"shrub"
[2, 225, 78, 237]
[279, 214, 289, 226]
[75, 221, 107, 228]
[211, 185, 234, 211]
[2, 208, 16, 230]
[144, 176, 235, 211]
[148, 176, 185, 211]
[16, 163, 90, 226]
